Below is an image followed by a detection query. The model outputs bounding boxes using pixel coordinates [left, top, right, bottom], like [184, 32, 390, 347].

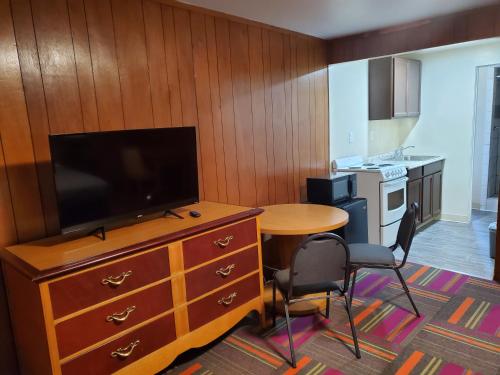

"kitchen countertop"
[369, 153, 445, 169]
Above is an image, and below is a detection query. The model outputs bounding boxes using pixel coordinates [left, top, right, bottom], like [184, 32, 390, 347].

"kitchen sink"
[383, 155, 440, 162]
[401, 155, 439, 161]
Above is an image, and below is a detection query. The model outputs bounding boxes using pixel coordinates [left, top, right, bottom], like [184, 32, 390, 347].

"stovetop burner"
[378, 163, 394, 167]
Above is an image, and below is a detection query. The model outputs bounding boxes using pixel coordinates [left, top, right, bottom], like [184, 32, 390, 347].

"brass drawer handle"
[110, 339, 140, 359]
[106, 306, 136, 323]
[218, 292, 237, 306]
[216, 264, 236, 277]
[101, 271, 132, 286]
[213, 235, 234, 248]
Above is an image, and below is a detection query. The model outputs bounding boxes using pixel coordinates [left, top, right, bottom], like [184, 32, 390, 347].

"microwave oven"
[306, 172, 357, 205]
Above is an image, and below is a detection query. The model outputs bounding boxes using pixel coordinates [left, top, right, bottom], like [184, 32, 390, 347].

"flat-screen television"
[49, 127, 199, 234]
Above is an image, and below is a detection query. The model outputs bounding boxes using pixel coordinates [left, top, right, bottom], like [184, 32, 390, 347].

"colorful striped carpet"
[164, 263, 500, 375]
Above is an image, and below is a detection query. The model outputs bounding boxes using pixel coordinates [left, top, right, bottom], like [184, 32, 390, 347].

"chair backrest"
[288, 233, 351, 299]
[395, 202, 418, 265]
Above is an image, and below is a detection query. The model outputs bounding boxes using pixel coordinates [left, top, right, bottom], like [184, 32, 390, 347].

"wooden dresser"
[0, 201, 264, 375]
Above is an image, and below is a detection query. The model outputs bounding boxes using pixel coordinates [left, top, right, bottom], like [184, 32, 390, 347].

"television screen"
[49, 127, 199, 234]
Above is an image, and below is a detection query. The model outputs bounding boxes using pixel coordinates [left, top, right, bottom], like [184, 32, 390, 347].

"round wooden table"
[259, 203, 348, 316]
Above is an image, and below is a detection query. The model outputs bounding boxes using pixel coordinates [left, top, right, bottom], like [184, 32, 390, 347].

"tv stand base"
[88, 226, 106, 241]
[164, 209, 184, 220]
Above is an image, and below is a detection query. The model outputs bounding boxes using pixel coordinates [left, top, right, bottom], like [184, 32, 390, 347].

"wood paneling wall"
[0, 0, 328, 245]
[328, 3, 500, 64]
[0, 0, 328, 372]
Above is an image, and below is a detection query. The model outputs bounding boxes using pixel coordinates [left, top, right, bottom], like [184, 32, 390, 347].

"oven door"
[380, 177, 408, 226]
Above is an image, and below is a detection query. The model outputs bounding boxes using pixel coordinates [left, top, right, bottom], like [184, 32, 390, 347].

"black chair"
[271, 233, 361, 367]
[348, 202, 420, 317]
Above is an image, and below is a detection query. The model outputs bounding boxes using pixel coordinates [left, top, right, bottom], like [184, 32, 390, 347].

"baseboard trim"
[439, 214, 470, 223]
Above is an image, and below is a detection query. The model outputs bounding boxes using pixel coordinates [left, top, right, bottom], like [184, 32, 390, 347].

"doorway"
[472, 64, 500, 212]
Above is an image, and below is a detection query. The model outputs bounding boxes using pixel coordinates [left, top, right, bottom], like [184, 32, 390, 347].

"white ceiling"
[178, 0, 499, 39]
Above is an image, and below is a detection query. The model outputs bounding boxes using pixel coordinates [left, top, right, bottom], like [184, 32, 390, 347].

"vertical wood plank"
[10, 0, 57, 235]
[316, 42, 329, 174]
[205, 15, 228, 203]
[173, 8, 204, 200]
[229, 22, 257, 207]
[191, 12, 218, 202]
[162, 5, 182, 126]
[215, 17, 239, 205]
[297, 36, 311, 201]
[308, 39, 317, 177]
[0, 0, 45, 241]
[68, 0, 100, 132]
[111, 0, 154, 129]
[248, 26, 269, 206]
[269, 31, 288, 204]
[173, 8, 198, 126]
[84, 0, 124, 130]
[143, 0, 172, 128]
[30, 0, 84, 134]
[283, 34, 294, 202]
[313, 40, 325, 175]
[0, 137, 18, 374]
[0, 138, 17, 246]
[261, 29, 276, 204]
[290, 35, 300, 202]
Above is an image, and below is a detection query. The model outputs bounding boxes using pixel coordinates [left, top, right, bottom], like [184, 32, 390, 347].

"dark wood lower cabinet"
[422, 175, 433, 223]
[407, 179, 422, 224]
[431, 172, 442, 216]
[407, 161, 443, 227]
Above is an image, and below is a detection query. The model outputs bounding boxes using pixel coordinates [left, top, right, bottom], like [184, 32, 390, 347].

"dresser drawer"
[50, 247, 170, 319]
[185, 246, 259, 301]
[188, 273, 260, 331]
[183, 219, 257, 269]
[61, 313, 175, 375]
[55, 281, 173, 358]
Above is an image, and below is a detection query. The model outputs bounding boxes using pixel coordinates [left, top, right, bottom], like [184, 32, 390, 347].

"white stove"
[332, 155, 408, 246]
[332, 155, 407, 181]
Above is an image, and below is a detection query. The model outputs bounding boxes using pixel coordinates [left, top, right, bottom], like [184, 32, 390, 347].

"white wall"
[329, 39, 500, 222]
[472, 66, 494, 210]
[329, 62, 415, 160]
[328, 60, 369, 159]
[403, 42, 500, 222]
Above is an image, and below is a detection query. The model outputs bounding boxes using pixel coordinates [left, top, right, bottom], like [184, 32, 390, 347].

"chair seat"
[349, 243, 395, 266]
[275, 269, 341, 297]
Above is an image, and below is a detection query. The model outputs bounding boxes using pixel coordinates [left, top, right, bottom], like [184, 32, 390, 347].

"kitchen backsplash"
[368, 118, 418, 156]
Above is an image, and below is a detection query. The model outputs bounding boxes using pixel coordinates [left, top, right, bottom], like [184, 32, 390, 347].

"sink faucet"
[393, 145, 415, 160]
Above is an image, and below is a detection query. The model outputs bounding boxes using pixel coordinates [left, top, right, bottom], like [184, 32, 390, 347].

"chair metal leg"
[283, 302, 296, 368]
[272, 280, 277, 327]
[394, 268, 420, 317]
[349, 269, 358, 307]
[344, 294, 361, 359]
[325, 291, 331, 319]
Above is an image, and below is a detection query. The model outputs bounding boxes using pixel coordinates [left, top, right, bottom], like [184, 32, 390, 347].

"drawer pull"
[218, 292, 237, 306]
[213, 235, 234, 248]
[106, 306, 136, 323]
[101, 271, 132, 286]
[215, 264, 236, 277]
[110, 339, 140, 359]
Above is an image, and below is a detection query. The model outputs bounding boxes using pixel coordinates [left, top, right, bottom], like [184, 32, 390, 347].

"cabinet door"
[422, 175, 432, 223]
[431, 172, 442, 216]
[407, 179, 422, 224]
[393, 57, 407, 117]
[406, 60, 421, 116]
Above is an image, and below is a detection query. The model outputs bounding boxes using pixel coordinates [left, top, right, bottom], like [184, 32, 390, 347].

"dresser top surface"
[1, 201, 262, 281]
